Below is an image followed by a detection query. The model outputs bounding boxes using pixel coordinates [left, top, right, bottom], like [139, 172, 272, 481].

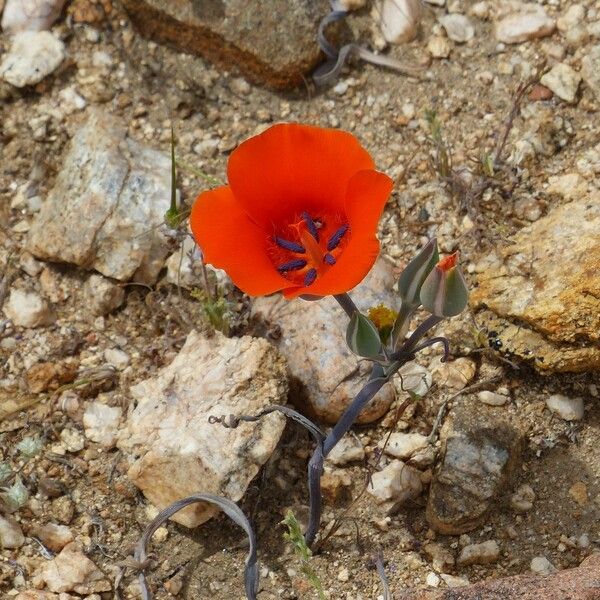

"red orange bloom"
[190, 123, 393, 298]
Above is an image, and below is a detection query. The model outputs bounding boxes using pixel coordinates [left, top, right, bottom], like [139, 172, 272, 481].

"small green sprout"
[481, 153, 495, 177]
[424, 108, 452, 179]
[16, 435, 44, 459]
[282, 510, 326, 600]
[164, 126, 186, 230]
[190, 288, 234, 336]
[1, 476, 29, 511]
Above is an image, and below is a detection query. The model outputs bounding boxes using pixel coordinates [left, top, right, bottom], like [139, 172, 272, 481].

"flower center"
[270, 212, 349, 287]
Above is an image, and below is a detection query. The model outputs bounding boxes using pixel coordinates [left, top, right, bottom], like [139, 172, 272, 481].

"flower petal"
[282, 169, 393, 299]
[227, 123, 375, 228]
[190, 186, 292, 296]
[344, 169, 394, 233]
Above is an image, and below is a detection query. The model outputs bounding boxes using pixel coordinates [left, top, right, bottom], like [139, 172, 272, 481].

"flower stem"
[322, 368, 388, 456]
[304, 315, 445, 547]
[333, 293, 359, 319]
[304, 364, 391, 546]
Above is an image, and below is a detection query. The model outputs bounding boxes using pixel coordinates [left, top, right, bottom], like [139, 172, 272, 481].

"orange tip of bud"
[438, 251, 459, 272]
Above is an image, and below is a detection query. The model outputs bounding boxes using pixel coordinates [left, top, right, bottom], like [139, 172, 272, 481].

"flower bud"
[397, 238, 439, 307]
[419, 252, 468, 317]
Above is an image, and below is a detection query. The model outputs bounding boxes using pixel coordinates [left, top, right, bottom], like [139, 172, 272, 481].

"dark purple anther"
[323, 253, 336, 265]
[304, 268, 317, 286]
[274, 236, 305, 254]
[302, 212, 319, 241]
[278, 259, 308, 273]
[327, 224, 349, 251]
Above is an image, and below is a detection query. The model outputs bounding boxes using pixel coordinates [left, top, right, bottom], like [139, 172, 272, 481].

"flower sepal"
[397, 237, 439, 308]
[419, 252, 468, 317]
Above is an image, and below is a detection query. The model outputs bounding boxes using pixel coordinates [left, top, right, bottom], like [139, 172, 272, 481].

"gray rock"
[83, 401, 122, 448]
[471, 194, 600, 373]
[3, 289, 55, 328]
[83, 274, 125, 316]
[0, 31, 65, 88]
[27, 109, 172, 284]
[426, 397, 523, 534]
[1, 0, 66, 32]
[0, 514, 25, 548]
[120, 0, 333, 90]
[252, 257, 397, 425]
[581, 45, 600, 101]
[368, 459, 423, 512]
[540, 63, 581, 104]
[117, 330, 287, 527]
[546, 394, 584, 421]
[494, 5, 555, 44]
[509, 103, 571, 166]
[438, 14, 475, 43]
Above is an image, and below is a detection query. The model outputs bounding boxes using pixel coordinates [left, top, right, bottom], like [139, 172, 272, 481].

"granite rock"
[120, 0, 334, 90]
[471, 194, 600, 373]
[395, 554, 600, 600]
[27, 109, 172, 284]
[0, 31, 65, 88]
[117, 330, 287, 527]
[1, 0, 66, 32]
[426, 397, 523, 534]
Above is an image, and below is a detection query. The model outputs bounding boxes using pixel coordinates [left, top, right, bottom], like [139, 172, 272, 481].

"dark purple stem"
[305, 365, 389, 546]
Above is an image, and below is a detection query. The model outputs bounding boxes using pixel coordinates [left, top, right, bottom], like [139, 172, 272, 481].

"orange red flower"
[190, 123, 393, 298]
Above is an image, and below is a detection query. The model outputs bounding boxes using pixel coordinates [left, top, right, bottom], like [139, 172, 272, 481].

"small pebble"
[438, 14, 475, 43]
[427, 35, 452, 58]
[568, 481, 589, 506]
[457, 540, 500, 566]
[478, 390, 509, 406]
[546, 394, 584, 421]
[530, 556, 556, 575]
[511, 484, 536, 512]
[104, 348, 130, 370]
